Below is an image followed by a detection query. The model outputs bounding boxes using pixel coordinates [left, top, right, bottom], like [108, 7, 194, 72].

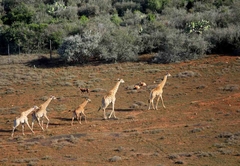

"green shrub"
[78, 4, 99, 17]
[147, 0, 170, 13]
[185, 19, 211, 34]
[153, 29, 209, 63]
[47, 1, 66, 16]
[110, 14, 122, 26]
[55, 7, 78, 20]
[1, 3, 34, 25]
[114, 1, 141, 16]
[95, 28, 140, 62]
[138, 21, 165, 54]
[147, 13, 156, 22]
[79, 15, 89, 25]
[204, 25, 240, 54]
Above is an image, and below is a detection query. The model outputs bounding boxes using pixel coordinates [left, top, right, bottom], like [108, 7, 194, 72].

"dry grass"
[0, 54, 239, 165]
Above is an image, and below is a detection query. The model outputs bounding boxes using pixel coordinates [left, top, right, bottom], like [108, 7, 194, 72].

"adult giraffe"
[148, 73, 171, 110]
[98, 78, 125, 119]
[32, 96, 56, 131]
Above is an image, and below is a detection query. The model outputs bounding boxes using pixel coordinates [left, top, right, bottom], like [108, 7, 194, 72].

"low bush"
[96, 28, 139, 62]
[58, 31, 101, 63]
[152, 29, 209, 63]
[204, 25, 240, 54]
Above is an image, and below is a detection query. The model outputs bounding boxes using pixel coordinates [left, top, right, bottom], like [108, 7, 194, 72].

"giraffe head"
[33, 106, 39, 110]
[166, 73, 171, 77]
[86, 98, 91, 102]
[50, 96, 57, 100]
[117, 78, 125, 83]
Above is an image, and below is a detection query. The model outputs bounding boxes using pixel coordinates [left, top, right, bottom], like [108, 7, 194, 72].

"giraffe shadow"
[0, 129, 12, 133]
[54, 117, 72, 122]
[115, 108, 144, 112]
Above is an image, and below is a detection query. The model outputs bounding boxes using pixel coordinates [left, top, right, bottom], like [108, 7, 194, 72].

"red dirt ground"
[0, 54, 239, 165]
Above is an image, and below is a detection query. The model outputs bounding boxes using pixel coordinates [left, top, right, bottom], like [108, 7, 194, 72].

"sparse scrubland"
[0, 54, 239, 165]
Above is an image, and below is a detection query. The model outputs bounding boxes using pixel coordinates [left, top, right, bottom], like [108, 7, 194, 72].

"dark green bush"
[146, 0, 170, 13]
[1, 3, 34, 25]
[78, 4, 99, 17]
[96, 28, 140, 62]
[114, 1, 141, 16]
[204, 25, 240, 54]
[153, 29, 209, 63]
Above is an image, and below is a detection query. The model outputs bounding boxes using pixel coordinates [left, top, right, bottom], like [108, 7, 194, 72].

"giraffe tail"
[97, 106, 101, 112]
[148, 91, 153, 103]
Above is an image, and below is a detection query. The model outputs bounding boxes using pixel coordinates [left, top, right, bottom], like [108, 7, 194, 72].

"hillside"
[0, 54, 239, 165]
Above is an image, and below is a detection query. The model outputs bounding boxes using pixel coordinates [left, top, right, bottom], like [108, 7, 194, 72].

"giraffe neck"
[80, 100, 89, 108]
[110, 81, 121, 95]
[158, 75, 168, 88]
[23, 107, 35, 116]
[41, 97, 53, 109]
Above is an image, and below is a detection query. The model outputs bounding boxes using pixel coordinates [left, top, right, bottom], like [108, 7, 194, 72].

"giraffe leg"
[148, 99, 155, 110]
[103, 108, 107, 120]
[82, 112, 87, 123]
[113, 103, 117, 119]
[31, 114, 36, 131]
[25, 120, 34, 134]
[71, 117, 74, 126]
[156, 96, 161, 110]
[11, 127, 16, 137]
[148, 100, 151, 110]
[21, 124, 25, 136]
[37, 117, 44, 131]
[45, 115, 50, 129]
[148, 92, 155, 110]
[160, 94, 166, 108]
[109, 102, 116, 119]
[11, 119, 20, 137]
[152, 101, 156, 110]
[79, 114, 82, 124]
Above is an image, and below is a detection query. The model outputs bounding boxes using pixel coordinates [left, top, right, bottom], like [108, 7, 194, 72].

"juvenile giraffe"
[69, 98, 91, 125]
[32, 96, 56, 131]
[148, 73, 171, 110]
[11, 106, 39, 137]
[98, 78, 125, 119]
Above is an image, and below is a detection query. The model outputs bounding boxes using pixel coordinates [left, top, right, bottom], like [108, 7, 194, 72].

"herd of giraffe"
[11, 73, 171, 137]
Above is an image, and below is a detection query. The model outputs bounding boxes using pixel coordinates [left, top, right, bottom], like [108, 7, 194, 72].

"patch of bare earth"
[0, 54, 239, 165]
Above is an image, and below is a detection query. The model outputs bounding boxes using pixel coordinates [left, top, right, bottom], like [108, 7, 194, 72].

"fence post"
[8, 44, 10, 55]
[50, 40, 52, 59]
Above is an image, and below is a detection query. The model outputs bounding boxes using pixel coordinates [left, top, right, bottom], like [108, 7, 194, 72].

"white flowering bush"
[58, 31, 102, 63]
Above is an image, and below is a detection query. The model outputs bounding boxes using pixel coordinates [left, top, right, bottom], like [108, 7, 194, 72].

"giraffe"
[148, 73, 171, 110]
[70, 98, 91, 125]
[11, 106, 39, 137]
[98, 78, 125, 119]
[32, 96, 56, 131]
